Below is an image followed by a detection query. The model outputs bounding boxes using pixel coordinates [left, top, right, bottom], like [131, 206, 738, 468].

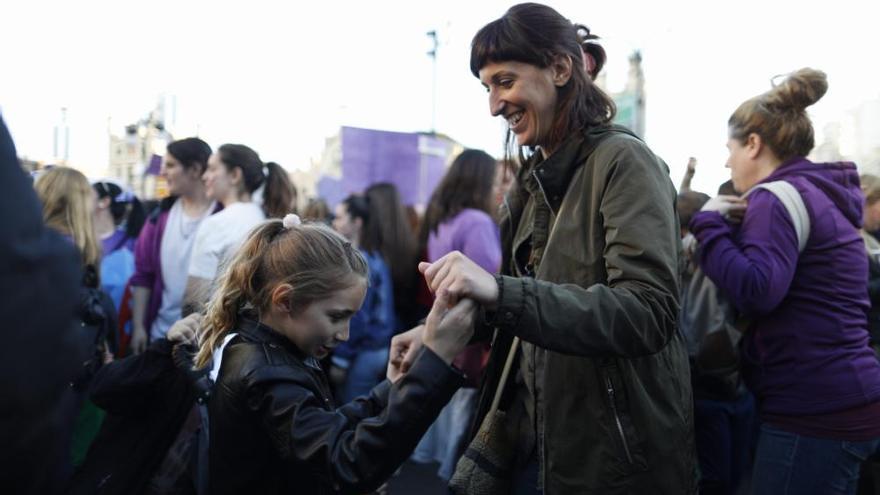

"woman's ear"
[230, 166, 244, 187]
[188, 165, 204, 181]
[269, 284, 295, 314]
[551, 54, 573, 87]
[746, 133, 763, 160]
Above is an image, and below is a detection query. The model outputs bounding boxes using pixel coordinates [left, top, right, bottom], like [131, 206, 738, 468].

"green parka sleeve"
[490, 138, 681, 358]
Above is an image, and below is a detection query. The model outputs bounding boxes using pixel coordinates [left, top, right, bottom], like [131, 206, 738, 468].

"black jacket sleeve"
[246, 347, 462, 494]
[90, 339, 176, 415]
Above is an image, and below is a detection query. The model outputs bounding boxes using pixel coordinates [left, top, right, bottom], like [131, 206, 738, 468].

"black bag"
[72, 265, 118, 391]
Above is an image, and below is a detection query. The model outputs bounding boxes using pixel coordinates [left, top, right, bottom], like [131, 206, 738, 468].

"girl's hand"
[387, 324, 424, 382]
[422, 291, 476, 366]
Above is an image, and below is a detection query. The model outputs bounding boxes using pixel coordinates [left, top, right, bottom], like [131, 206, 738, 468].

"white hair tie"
[282, 213, 302, 229]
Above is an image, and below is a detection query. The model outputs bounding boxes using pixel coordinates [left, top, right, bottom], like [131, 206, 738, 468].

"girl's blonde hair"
[729, 68, 828, 161]
[35, 167, 101, 271]
[194, 219, 368, 368]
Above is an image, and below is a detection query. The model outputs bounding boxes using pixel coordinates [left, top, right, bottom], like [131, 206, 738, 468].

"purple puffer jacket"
[691, 157, 880, 418]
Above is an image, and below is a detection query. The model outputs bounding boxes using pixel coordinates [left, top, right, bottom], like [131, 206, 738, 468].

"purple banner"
[334, 127, 453, 208]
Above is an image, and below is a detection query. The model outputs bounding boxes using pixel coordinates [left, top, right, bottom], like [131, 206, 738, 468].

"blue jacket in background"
[333, 249, 395, 365]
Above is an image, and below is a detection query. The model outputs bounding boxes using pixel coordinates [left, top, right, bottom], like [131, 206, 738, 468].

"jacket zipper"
[604, 373, 634, 464]
[531, 170, 555, 212]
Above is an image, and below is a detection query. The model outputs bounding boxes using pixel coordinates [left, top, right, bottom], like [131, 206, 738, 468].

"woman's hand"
[420, 251, 498, 309]
[701, 195, 747, 223]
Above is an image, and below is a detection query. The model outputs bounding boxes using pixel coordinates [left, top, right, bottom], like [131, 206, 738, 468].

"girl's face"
[203, 153, 239, 203]
[272, 278, 367, 359]
[479, 60, 562, 149]
[162, 153, 203, 196]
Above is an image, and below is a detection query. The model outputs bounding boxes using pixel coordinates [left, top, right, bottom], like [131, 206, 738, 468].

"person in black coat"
[0, 116, 84, 494]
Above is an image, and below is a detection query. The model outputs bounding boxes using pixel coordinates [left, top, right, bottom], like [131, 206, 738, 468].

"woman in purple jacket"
[690, 68, 880, 495]
[129, 138, 219, 354]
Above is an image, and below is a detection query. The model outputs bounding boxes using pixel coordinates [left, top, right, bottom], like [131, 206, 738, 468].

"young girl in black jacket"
[194, 214, 474, 494]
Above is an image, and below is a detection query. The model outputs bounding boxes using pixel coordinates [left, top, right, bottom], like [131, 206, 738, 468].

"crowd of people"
[4, 2, 880, 495]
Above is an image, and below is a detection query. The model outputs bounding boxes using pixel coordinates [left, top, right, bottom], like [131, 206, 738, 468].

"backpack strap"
[746, 181, 811, 253]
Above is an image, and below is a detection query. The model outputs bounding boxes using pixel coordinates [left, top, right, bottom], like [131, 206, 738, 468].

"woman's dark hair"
[167, 137, 212, 174]
[470, 3, 616, 160]
[217, 144, 294, 219]
[420, 149, 497, 247]
[341, 194, 370, 226]
[364, 183, 418, 327]
[93, 180, 146, 239]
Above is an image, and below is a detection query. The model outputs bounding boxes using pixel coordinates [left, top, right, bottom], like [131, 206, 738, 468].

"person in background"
[0, 116, 83, 495]
[364, 183, 421, 332]
[35, 166, 119, 470]
[678, 190, 711, 238]
[182, 145, 293, 315]
[92, 179, 146, 311]
[330, 194, 396, 403]
[411, 148, 502, 482]
[680, 156, 698, 193]
[302, 197, 332, 224]
[130, 138, 218, 354]
[678, 188, 756, 495]
[860, 174, 880, 355]
[691, 68, 880, 495]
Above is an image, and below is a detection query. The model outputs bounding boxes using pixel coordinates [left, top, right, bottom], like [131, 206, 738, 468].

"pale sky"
[1, 0, 877, 194]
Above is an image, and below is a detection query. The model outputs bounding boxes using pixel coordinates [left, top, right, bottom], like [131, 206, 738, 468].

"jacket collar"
[522, 125, 634, 213]
[237, 317, 322, 371]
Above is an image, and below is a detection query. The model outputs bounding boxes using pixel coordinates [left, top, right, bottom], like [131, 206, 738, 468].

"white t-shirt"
[188, 202, 266, 281]
[150, 200, 215, 340]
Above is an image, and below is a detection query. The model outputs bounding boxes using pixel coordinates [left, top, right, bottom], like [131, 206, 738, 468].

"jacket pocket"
[598, 361, 648, 474]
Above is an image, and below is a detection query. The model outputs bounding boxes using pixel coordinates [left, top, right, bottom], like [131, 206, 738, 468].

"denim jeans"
[751, 423, 880, 495]
[340, 347, 389, 404]
[695, 393, 757, 495]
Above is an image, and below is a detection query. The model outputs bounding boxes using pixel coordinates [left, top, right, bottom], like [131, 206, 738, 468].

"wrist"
[423, 339, 455, 365]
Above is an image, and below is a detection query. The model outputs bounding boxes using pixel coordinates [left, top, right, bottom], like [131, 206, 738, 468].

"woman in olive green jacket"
[390, 4, 697, 494]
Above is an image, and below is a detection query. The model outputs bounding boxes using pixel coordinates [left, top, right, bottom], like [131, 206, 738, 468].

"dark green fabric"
[71, 400, 106, 467]
[474, 125, 698, 494]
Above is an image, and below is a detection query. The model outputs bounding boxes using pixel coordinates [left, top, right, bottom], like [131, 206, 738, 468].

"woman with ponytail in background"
[92, 179, 145, 313]
[691, 69, 880, 495]
[183, 145, 293, 314]
[198, 215, 475, 494]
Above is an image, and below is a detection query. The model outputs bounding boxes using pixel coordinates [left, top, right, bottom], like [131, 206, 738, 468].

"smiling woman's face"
[479, 60, 559, 149]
